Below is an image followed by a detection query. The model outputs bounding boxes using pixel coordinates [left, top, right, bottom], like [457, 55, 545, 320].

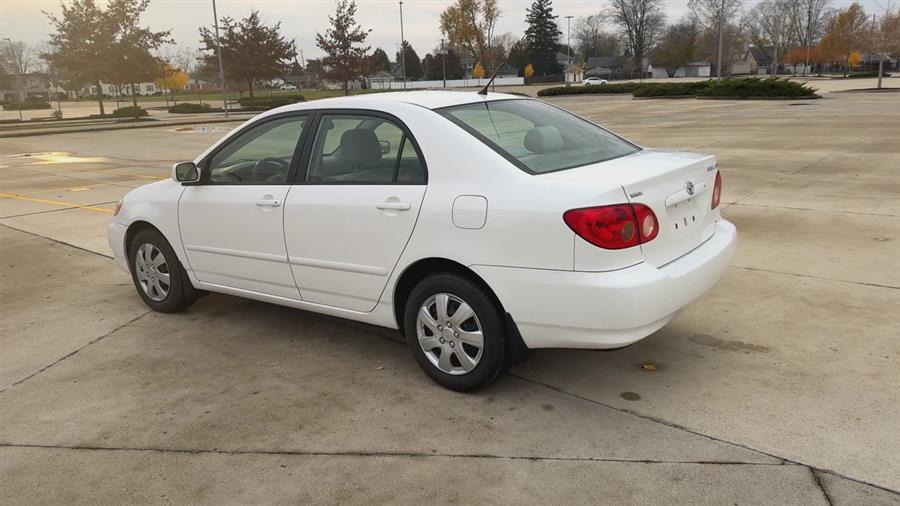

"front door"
[283, 112, 428, 311]
[179, 114, 308, 300]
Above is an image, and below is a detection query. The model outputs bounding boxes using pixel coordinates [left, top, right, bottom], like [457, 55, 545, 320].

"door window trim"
[195, 111, 311, 186]
[294, 109, 428, 186]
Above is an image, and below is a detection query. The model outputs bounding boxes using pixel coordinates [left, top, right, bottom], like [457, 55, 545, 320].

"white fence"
[367, 77, 524, 90]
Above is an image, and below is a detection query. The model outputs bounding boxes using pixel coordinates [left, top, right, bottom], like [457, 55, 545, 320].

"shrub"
[112, 106, 149, 118]
[167, 102, 222, 114]
[696, 78, 818, 98]
[632, 81, 711, 97]
[3, 100, 53, 110]
[238, 93, 305, 109]
[537, 82, 638, 96]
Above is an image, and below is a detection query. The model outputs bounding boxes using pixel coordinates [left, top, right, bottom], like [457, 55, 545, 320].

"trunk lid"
[543, 149, 720, 267]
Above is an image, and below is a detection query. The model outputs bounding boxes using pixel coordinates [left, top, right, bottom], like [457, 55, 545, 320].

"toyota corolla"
[108, 91, 736, 391]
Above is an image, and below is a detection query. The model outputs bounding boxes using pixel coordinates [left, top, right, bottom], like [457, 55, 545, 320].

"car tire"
[128, 228, 198, 313]
[404, 273, 506, 392]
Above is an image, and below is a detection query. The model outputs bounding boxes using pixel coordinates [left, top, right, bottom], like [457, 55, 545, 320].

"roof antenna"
[476, 34, 526, 96]
[477, 72, 497, 95]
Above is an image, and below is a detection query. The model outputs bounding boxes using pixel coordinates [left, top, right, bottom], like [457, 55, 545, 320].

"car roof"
[282, 90, 527, 112]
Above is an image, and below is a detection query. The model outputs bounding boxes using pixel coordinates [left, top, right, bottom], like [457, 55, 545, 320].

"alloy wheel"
[416, 293, 484, 375]
[134, 243, 170, 302]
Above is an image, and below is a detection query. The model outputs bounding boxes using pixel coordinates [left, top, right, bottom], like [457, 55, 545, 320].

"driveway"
[1, 90, 898, 504]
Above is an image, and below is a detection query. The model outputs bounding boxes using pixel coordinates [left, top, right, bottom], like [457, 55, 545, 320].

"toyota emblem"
[686, 181, 695, 195]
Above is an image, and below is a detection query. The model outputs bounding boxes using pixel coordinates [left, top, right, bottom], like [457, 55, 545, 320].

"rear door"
[283, 111, 428, 312]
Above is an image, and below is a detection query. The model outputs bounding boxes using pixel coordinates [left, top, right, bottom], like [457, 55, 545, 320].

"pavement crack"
[0, 223, 113, 259]
[811, 468, 836, 506]
[731, 265, 899, 290]
[0, 310, 151, 394]
[727, 201, 899, 218]
[507, 373, 900, 497]
[0, 443, 792, 466]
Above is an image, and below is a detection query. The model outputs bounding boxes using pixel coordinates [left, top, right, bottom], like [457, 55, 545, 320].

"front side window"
[438, 99, 639, 174]
[208, 115, 306, 184]
[306, 114, 426, 184]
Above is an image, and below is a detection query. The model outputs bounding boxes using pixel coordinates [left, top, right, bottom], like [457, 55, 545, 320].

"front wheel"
[404, 273, 507, 392]
[128, 228, 198, 313]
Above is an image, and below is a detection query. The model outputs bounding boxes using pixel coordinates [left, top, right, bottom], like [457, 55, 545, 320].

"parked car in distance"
[279, 84, 298, 90]
[583, 77, 608, 85]
[108, 91, 736, 391]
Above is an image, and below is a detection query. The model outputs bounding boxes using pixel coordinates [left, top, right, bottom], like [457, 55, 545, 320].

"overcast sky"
[0, 0, 884, 61]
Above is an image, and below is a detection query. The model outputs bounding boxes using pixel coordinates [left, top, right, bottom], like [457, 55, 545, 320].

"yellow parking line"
[17, 184, 105, 195]
[0, 192, 114, 214]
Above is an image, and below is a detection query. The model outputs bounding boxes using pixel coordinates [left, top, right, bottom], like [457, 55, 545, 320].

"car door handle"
[255, 199, 282, 207]
[376, 201, 411, 211]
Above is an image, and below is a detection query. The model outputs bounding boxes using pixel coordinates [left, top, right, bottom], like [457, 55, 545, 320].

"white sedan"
[108, 91, 736, 391]
[583, 77, 608, 85]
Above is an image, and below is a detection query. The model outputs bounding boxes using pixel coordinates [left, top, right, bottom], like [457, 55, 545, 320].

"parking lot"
[1, 89, 899, 504]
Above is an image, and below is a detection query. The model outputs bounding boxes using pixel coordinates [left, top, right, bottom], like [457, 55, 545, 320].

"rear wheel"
[128, 228, 198, 313]
[404, 273, 506, 391]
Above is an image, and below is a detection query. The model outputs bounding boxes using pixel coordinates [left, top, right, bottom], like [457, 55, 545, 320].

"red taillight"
[711, 171, 722, 209]
[564, 203, 658, 250]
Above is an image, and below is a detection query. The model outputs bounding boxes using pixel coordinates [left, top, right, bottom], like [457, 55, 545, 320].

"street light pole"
[441, 38, 447, 88]
[3, 38, 24, 121]
[565, 16, 573, 85]
[399, 1, 407, 90]
[212, 0, 229, 116]
[716, 0, 725, 80]
[804, 7, 812, 77]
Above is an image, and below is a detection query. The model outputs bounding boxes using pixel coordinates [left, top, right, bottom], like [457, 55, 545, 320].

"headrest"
[340, 129, 382, 163]
[524, 125, 564, 154]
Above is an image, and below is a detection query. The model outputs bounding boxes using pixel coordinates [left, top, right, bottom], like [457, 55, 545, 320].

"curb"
[0, 115, 252, 139]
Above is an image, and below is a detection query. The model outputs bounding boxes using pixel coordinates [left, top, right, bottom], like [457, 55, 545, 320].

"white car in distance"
[583, 77, 608, 85]
[108, 91, 736, 391]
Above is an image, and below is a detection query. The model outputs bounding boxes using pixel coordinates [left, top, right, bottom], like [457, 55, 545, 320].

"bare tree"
[745, 0, 792, 74]
[784, 0, 832, 47]
[2, 40, 39, 105]
[2, 40, 38, 76]
[652, 20, 701, 77]
[607, 0, 666, 75]
[689, 0, 744, 77]
[573, 13, 619, 59]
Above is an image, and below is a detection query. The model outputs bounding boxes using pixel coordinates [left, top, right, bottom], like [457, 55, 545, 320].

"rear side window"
[306, 114, 426, 184]
[438, 99, 639, 174]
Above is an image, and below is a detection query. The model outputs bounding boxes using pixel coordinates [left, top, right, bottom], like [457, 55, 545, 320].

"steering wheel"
[251, 157, 290, 182]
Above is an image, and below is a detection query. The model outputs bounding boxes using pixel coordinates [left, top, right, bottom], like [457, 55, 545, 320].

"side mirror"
[379, 140, 391, 155]
[172, 162, 200, 183]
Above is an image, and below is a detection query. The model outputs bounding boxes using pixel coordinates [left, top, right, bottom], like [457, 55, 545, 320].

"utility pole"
[212, 0, 229, 116]
[804, 7, 812, 77]
[3, 38, 24, 121]
[716, 0, 725, 80]
[399, 1, 407, 90]
[565, 15, 574, 86]
[440, 38, 447, 88]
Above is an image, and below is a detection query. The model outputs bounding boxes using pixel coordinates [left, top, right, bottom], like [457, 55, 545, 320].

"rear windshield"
[437, 99, 639, 174]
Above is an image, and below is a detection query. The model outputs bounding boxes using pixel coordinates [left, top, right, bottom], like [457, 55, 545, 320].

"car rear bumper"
[472, 219, 737, 349]
[107, 221, 129, 273]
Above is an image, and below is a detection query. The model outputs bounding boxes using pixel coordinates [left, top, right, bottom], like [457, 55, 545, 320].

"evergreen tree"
[424, 47, 465, 80]
[199, 11, 296, 98]
[370, 47, 391, 72]
[395, 41, 423, 79]
[524, 0, 562, 76]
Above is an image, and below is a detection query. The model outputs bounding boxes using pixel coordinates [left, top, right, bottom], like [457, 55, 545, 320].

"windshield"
[437, 99, 640, 174]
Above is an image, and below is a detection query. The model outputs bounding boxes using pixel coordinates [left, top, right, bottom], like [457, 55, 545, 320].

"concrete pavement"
[1, 89, 898, 503]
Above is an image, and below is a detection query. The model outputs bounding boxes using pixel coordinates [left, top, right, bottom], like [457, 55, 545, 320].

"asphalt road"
[1, 90, 898, 504]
